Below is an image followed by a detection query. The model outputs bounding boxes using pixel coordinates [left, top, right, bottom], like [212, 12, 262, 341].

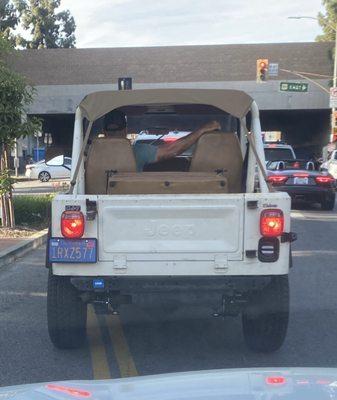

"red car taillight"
[265, 376, 286, 385]
[46, 384, 91, 398]
[315, 175, 335, 185]
[61, 211, 85, 238]
[260, 209, 284, 237]
[267, 175, 288, 185]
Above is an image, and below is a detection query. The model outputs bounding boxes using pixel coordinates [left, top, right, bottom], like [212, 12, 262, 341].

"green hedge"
[14, 195, 53, 229]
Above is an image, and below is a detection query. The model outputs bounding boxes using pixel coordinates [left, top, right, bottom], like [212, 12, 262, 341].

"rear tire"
[242, 275, 289, 353]
[321, 195, 335, 211]
[39, 171, 51, 182]
[47, 272, 87, 349]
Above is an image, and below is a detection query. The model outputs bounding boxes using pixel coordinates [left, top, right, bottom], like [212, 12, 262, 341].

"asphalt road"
[1, 203, 337, 387]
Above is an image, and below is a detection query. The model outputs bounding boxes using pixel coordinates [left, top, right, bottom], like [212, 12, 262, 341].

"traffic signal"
[256, 59, 269, 82]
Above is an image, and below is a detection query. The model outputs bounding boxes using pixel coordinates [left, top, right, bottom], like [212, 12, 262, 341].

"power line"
[280, 69, 330, 94]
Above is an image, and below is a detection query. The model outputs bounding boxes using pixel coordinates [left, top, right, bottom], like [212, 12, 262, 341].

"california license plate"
[48, 238, 97, 263]
[294, 177, 308, 185]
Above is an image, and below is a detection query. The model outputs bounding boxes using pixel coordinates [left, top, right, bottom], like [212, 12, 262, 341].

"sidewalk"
[13, 179, 69, 195]
[0, 230, 48, 268]
[0, 238, 27, 252]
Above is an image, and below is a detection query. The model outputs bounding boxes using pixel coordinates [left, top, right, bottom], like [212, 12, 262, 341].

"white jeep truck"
[47, 89, 296, 353]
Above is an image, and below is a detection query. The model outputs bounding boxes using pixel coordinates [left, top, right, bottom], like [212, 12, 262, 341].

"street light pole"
[331, 24, 337, 87]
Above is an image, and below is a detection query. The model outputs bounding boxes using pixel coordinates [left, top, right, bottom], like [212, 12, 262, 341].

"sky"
[61, 0, 325, 48]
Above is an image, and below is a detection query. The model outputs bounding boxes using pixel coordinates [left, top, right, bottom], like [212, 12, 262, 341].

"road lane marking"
[291, 211, 306, 219]
[291, 211, 337, 221]
[87, 305, 111, 380]
[106, 314, 138, 377]
[0, 291, 47, 297]
[293, 250, 337, 257]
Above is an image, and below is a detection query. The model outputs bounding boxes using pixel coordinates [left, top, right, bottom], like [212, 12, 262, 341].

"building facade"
[7, 42, 333, 164]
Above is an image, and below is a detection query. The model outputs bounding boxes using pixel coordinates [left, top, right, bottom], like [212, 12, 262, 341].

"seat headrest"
[190, 131, 243, 193]
[85, 137, 137, 194]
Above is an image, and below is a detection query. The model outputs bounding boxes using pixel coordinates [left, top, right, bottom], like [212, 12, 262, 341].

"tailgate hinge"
[86, 199, 97, 221]
[113, 255, 127, 273]
[281, 232, 297, 243]
[214, 254, 228, 273]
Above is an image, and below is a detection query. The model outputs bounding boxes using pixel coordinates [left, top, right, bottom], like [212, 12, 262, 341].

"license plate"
[294, 177, 308, 185]
[48, 238, 97, 263]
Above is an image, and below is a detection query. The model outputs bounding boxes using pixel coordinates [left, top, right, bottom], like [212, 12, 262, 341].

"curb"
[0, 229, 48, 268]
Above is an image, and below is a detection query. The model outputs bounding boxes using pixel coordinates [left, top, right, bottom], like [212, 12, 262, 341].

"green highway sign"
[280, 82, 308, 93]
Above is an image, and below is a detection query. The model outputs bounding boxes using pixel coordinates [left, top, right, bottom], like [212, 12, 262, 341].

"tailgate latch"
[214, 254, 228, 273]
[113, 255, 127, 273]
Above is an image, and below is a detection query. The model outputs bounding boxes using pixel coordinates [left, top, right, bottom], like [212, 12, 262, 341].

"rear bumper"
[71, 275, 274, 294]
[276, 185, 335, 202]
[70, 275, 278, 310]
[25, 169, 34, 179]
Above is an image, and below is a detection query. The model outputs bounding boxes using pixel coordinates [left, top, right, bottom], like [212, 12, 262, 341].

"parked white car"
[321, 149, 337, 179]
[25, 155, 72, 182]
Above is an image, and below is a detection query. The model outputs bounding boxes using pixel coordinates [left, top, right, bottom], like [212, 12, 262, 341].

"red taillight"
[61, 211, 85, 238]
[260, 209, 284, 237]
[46, 384, 91, 398]
[315, 175, 335, 185]
[316, 379, 332, 385]
[293, 173, 309, 178]
[267, 175, 288, 185]
[266, 376, 286, 385]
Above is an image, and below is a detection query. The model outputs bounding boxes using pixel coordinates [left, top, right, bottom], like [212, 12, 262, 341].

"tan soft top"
[79, 89, 253, 121]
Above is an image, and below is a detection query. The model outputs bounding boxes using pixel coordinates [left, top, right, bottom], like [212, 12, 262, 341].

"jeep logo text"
[144, 222, 196, 238]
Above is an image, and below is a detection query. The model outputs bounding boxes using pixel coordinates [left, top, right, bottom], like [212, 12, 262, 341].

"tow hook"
[281, 232, 297, 243]
[86, 199, 97, 221]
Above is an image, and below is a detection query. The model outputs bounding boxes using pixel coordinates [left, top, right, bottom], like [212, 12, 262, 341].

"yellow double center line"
[87, 305, 138, 379]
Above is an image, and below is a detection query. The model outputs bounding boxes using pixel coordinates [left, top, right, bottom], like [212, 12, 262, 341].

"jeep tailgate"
[98, 195, 244, 261]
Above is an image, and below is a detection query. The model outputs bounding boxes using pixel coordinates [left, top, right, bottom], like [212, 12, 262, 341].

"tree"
[18, 0, 76, 49]
[0, 0, 22, 45]
[0, 35, 41, 227]
[316, 0, 337, 41]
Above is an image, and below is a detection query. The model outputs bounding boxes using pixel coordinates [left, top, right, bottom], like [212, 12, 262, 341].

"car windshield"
[2, 0, 337, 395]
[264, 148, 295, 161]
